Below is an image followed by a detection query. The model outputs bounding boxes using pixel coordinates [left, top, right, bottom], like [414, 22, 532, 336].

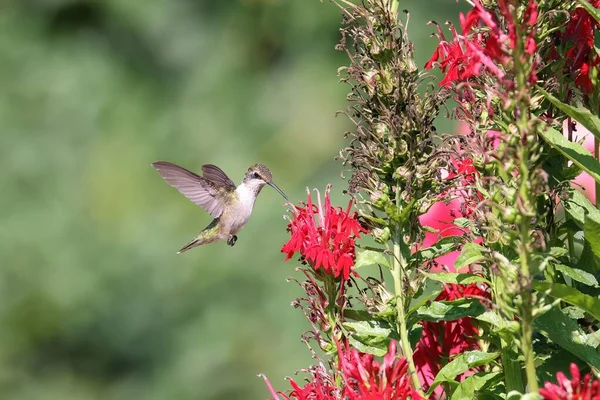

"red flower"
[444, 157, 482, 218]
[426, 0, 539, 86]
[539, 363, 600, 400]
[281, 186, 366, 280]
[425, 24, 493, 86]
[261, 365, 340, 400]
[413, 284, 490, 395]
[557, 1, 600, 95]
[339, 340, 424, 400]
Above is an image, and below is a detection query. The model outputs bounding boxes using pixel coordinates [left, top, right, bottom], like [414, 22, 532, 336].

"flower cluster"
[539, 363, 600, 400]
[262, 364, 340, 400]
[561, 1, 600, 95]
[281, 186, 366, 281]
[264, 341, 422, 400]
[413, 284, 490, 393]
[426, 0, 539, 86]
[339, 340, 424, 400]
[264, 1, 600, 400]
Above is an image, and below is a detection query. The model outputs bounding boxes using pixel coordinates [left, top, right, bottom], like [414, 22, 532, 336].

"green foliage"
[426, 351, 500, 397]
[534, 307, 600, 369]
[414, 299, 486, 322]
[538, 124, 600, 183]
[355, 249, 390, 269]
[539, 88, 600, 141]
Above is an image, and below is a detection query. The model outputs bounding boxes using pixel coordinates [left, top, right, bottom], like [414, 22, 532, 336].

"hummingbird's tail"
[176, 219, 220, 254]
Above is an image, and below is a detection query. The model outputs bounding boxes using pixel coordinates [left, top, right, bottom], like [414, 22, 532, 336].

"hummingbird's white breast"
[225, 182, 262, 234]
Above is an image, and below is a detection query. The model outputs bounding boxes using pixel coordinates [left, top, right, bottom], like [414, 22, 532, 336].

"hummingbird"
[152, 161, 289, 253]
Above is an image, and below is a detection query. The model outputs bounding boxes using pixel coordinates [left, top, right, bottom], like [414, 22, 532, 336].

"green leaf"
[549, 247, 569, 259]
[347, 335, 388, 357]
[355, 249, 390, 269]
[408, 279, 443, 318]
[426, 351, 499, 396]
[585, 215, 600, 259]
[451, 371, 502, 400]
[454, 218, 471, 228]
[342, 320, 393, 337]
[534, 307, 600, 369]
[532, 281, 600, 321]
[343, 319, 397, 357]
[409, 236, 461, 265]
[474, 310, 504, 329]
[343, 309, 372, 321]
[539, 87, 600, 140]
[575, 0, 600, 24]
[555, 264, 599, 287]
[421, 271, 491, 286]
[455, 243, 486, 268]
[415, 298, 485, 322]
[563, 188, 600, 229]
[562, 305, 586, 320]
[538, 123, 600, 184]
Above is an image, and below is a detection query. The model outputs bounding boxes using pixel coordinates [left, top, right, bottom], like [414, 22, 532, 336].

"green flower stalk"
[333, 0, 446, 393]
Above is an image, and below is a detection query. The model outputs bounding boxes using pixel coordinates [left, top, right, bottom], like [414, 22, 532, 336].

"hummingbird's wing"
[201, 164, 236, 189]
[152, 161, 233, 218]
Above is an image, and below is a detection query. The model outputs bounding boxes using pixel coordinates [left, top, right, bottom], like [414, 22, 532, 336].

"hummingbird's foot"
[227, 235, 238, 246]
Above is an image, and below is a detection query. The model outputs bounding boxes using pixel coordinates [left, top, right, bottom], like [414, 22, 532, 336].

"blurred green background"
[0, 0, 462, 398]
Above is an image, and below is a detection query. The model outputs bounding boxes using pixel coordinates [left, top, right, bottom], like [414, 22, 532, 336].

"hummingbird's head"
[244, 164, 289, 201]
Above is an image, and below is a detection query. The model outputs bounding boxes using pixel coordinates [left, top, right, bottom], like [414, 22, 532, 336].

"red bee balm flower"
[339, 340, 424, 400]
[413, 284, 490, 395]
[281, 186, 366, 280]
[562, 1, 600, 95]
[261, 365, 340, 400]
[540, 363, 600, 400]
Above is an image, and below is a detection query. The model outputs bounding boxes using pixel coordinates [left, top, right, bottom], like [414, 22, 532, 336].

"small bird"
[152, 161, 289, 253]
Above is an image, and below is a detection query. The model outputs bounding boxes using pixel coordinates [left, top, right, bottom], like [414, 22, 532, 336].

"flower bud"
[372, 227, 391, 244]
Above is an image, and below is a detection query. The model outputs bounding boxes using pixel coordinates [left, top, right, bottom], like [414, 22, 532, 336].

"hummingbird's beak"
[268, 181, 289, 201]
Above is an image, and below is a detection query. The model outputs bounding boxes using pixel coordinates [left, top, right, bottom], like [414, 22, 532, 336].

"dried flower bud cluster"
[334, 1, 446, 226]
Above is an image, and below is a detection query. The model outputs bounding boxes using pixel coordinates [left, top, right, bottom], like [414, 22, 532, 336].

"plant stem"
[392, 184, 422, 394]
[512, 8, 539, 393]
[392, 227, 422, 394]
[594, 136, 600, 209]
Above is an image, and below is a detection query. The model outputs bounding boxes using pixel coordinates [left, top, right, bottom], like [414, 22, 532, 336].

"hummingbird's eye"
[252, 172, 261, 180]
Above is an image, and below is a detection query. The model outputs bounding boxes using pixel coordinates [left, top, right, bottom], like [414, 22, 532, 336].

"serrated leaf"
[455, 243, 486, 268]
[426, 351, 499, 396]
[556, 264, 599, 287]
[538, 123, 600, 184]
[415, 298, 485, 322]
[539, 87, 600, 141]
[342, 320, 393, 337]
[451, 371, 501, 400]
[355, 249, 390, 269]
[585, 216, 600, 259]
[532, 281, 600, 321]
[421, 271, 491, 286]
[575, 0, 600, 24]
[563, 188, 600, 229]
[534, 306, 600, 369]
[409, 236, 461, 265]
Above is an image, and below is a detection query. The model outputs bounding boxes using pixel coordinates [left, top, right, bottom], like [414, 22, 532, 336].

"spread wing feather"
[152, 161, 230, 218]
[201, 164, 236, 190]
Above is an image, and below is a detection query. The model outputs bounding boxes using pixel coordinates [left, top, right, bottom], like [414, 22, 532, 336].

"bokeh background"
[1, 1, 465, 399]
